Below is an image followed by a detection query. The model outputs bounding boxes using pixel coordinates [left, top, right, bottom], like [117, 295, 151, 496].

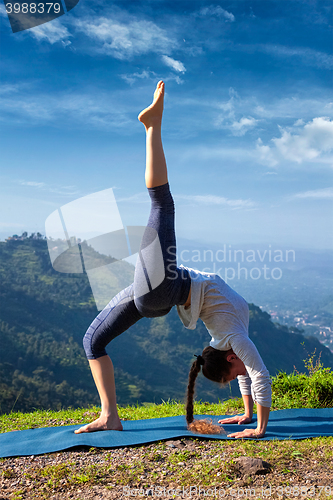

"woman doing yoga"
[75, 81, 271, 439]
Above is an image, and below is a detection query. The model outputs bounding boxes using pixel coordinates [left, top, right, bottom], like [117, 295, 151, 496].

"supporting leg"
[75, 287, 142, 434]
[74, 356, 123, 433]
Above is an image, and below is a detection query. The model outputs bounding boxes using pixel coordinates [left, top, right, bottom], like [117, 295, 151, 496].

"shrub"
[272, 352, 333, 409]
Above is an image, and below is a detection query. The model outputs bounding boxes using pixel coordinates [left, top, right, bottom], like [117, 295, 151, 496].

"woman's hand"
[227, 428, 264, 439]
[218, 415, 252, 425]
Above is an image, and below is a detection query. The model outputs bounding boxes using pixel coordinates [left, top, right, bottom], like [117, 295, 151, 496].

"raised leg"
[75, 82, 168, 434]
[135, 81, 192, 314]
[138, 81, 167, 189]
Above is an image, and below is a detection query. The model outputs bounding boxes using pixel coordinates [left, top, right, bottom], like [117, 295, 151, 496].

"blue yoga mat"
[0, 409, 332, 458]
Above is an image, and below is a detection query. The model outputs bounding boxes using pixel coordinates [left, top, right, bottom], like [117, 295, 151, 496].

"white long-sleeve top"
[177, 266, 272, 407]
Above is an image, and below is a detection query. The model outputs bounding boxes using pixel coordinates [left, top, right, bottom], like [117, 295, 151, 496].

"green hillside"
[1, 235, 332, 415]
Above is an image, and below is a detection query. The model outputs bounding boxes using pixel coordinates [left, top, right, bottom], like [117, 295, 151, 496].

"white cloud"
[20, 181, 46, 188]
[273, 117, 333, 162]
[48, 186, 80, 196]
[230, 117, 259, 136]
[75, 17, 176, 60]
[174, 142, 259, 165]
[256, 139, 279, 167]
[19, 180, 79, 196]
[30, 20, 72, 45]
[291, 187, 333, 200]
[235, 43, 333, 70]
[256, 117, 333, 166]
[217, 87, 239, 119]
[0, 222, 26, 228]
[176, 194, 255, 210]
[215, 88, 259, 136]
[254, 96, 333, 121]
[120, 69, 185, 86]
[197, 5, 235, 22]
[0, 4, 7, 17]
[167, 75, 185, 85]
[116, 192, 149, 204]
[161, 55, 186, 73]
[6, 6, 179, 60]
[0, 83, 24, 95]
[0, 86, 135, 130]
[293, 119, 304, 127]
[120, 70, 154, 85]
[263, 44, 333, 70]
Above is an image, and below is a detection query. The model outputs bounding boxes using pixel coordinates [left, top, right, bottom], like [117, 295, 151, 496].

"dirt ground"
[1, 439, 332, 500]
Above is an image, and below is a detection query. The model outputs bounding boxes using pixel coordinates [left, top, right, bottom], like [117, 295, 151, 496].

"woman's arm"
[218, 394, 253, 425]
[218, 397, 270, 438]
[243, 394, 254, 420]
[255, 403, 270, 436]
[226, 403, 270, 439]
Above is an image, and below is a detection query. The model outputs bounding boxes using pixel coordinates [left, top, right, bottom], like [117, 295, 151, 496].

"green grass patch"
[0, 400, 245, 433]
[0, 354, 332, 434]
[272, 352, 333, 409]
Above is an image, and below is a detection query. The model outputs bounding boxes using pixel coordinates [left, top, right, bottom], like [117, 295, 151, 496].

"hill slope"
[1, 236, 332, 414]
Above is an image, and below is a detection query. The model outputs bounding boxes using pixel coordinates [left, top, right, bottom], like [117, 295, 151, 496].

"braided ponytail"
[186, 357, 201, 426]
[185, 346, 233, 434]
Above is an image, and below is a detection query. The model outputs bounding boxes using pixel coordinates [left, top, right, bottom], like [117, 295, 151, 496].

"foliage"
[272, 352, 333, 409]
[1, 353, 333, 432]
[1, 235, 333, 415]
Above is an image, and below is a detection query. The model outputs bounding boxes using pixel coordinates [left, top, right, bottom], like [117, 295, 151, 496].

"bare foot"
[74, 414, 123, 434]
[138, 80, 164, 129]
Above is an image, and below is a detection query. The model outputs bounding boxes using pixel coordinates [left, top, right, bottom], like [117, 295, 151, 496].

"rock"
[233, 457, 271, 476]
[165, 440, 185, 449]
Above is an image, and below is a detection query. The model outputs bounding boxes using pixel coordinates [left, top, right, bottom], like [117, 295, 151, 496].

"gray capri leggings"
[83, 182, 191, 359]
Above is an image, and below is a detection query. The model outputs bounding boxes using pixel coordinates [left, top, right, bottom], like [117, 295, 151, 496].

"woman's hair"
[185, 346, 233, 434]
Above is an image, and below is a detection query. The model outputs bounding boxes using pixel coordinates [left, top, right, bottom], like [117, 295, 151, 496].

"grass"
[0, 356, 332, 499]
[271, 353, 333, 410]
[2, 436, 332, 499]
[0, 400, 245, 434]
[1, 353, 332, 433]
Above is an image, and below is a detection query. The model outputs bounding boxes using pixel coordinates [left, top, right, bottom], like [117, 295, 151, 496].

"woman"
[75, 81, 271, 439]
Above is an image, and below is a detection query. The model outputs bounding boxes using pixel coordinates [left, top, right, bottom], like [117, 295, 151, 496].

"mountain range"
[1, 235, 332, 415]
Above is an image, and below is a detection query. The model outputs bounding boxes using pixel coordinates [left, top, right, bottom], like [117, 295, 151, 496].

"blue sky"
[1, 0, 332, 251]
